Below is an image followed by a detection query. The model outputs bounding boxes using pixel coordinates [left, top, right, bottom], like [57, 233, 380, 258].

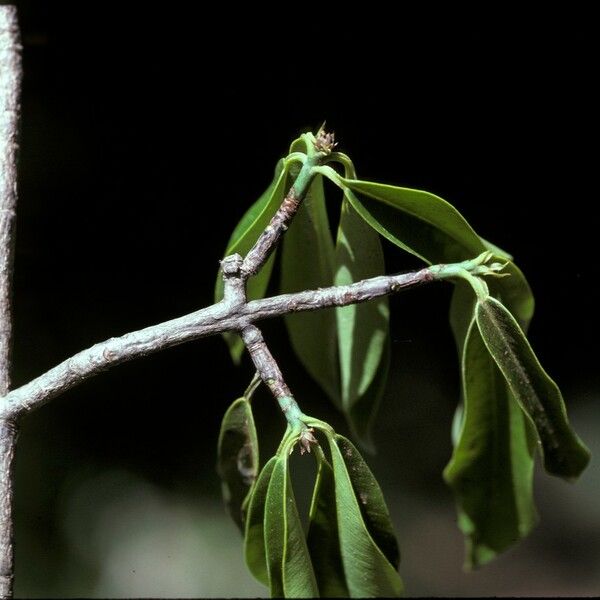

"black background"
[8, 3, 600, 597]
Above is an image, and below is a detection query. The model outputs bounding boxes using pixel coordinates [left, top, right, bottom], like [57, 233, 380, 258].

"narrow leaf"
[264, 456, 318, 598]
[347, 338, 391, 454]
[307, 453, 349, 597]
[335, 435, 400, 568]
[475, 297, 591, 479]
[217, 397, 259, 531]
[327, 433, 403, 597]
[335, 199, 389, 449]
[444, 318, 538, 567]
[244, 457, 277, 586]
[215, 159, 289, 362]
[281, 173, 340, 403]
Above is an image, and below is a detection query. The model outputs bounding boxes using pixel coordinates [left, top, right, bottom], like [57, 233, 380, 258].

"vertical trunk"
[0, 421, 16, 599]
[0, 6, 21, 599]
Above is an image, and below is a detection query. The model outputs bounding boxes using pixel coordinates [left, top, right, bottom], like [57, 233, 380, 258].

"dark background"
[8, 3, 600, 597]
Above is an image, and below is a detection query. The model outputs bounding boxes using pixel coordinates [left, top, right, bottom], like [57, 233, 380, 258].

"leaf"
[444, 318, 538, 567]
[322, 170, 534, 324]
[281, 173, 340, 403]
[215, 159, 289, 363]
[335, 199, 390, 449]
[347, 338, 391, 454]
[307, 453, 349, 597]
[335, 435, 400, 568]
[475, 297, 591, 479]
[244, 457, 277, 586]
[327, 433, 403, 597]
[326, 170, 535, 330]
[339, 177, 484, 264]
[447, 257, 540, 565]
[217, 397, 259, 531]
[264, 456, 318, 598]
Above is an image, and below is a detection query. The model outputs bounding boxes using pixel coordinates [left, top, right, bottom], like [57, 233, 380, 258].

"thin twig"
[241, 136, 326, 278]
[241, 324, 317, 454]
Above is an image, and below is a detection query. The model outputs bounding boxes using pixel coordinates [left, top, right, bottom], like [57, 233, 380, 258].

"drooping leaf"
[347, 338, 391, 454]
[281, 173, 340, 403]
[475, 297, 591, 479]
[215, 159, 290, 363]
[335, 199, 389, 449]
[446, 256, 540, 564]
[217, 397, 259, 531]
[307, 452, 348, 598]
[444, 318, 538, 567]
[244, 457, 277, 586]
[335, 435, 400, 568]
[327, 432, 403, 597]
[264, 456, 318, 598]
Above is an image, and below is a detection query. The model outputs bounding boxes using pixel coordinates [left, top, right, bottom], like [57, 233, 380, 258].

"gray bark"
[0, 6, 20, 598]
[0, 266, 434, 419]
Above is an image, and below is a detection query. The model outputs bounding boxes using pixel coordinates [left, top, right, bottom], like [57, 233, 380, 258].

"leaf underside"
[335, 199, 389, 449]
[244, 457, 277, 586]
[281, 173, 340, 404]
[327, 433, 404, 597]
[444, 319, 538, 567]
[307, 454, 349, 597]
[476, 297, 590, 480]
[216, 397, 259, 531]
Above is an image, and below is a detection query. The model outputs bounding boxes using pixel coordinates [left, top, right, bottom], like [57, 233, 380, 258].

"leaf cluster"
[215, 133, 590, 596]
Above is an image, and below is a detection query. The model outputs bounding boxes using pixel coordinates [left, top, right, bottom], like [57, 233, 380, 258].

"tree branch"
[0, 5, 20, 398]
[0, 265, 435, 419]
[241, 141, 325, 279]
[0, 6, 20, 599]
[241, 324, 317, 454]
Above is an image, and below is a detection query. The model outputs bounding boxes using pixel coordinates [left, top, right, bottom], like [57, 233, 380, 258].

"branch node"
[220, 253, 243, 277]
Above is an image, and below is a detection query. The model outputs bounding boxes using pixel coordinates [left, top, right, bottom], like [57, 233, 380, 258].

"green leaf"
[281, 173, 340, 403]
[335, 435, 400, 568]
[444, 318, 538, 567]
[264, 456, 318, 598]
[324, 169, 535, 330]
[307, 452, 349, 598]
[339, 177, 484, 264]
[475, 297, 591, 479]
[216, 397, 259, 531]
[215, 159, 289, 363]
[244, 457, 277, 586]
[327, 433, 403, 597]
[322, 171, 534, 320]
[447, 260, 539, 564]
[335, 199, 390, 449]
